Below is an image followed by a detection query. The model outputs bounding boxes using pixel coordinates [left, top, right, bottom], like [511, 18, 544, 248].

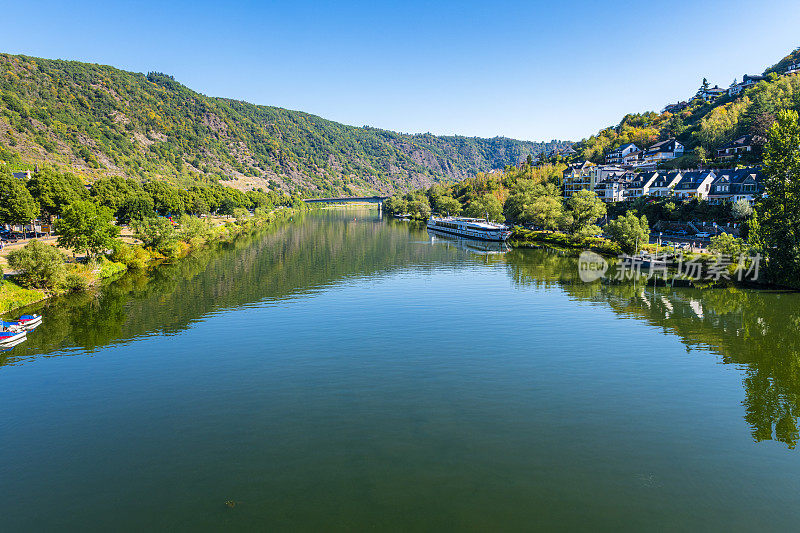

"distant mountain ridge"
[0, 53, 569, 195]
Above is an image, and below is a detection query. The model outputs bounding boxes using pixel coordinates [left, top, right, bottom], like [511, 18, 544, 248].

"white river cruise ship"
[427, 216, 512, 241]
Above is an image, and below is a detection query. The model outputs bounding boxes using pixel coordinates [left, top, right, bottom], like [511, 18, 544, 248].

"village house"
[605, 143, 639, 165]
[640, 139, 684, 167]
[594, 172, 634, 203]
[622, 149, 643, 166]
[623, 171, 659, 201]
[715, 134, 757, 161]
[707, 168, 763, 205]
[672, 170, 716, 200]
[648, 170, 683, 197]
[562, 161, 595, 198]
[562, 164, 624, 199]
[728, 74, 766, 97]
[787, 63, 800, 75]
[663, 101, 689, 114]
[12, 170, 32, 180]
[696, 84, 726, 102]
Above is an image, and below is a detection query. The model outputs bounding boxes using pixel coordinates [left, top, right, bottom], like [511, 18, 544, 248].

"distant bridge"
[302, 196, 389, 204]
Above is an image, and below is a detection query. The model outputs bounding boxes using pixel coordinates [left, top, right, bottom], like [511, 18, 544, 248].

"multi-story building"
[673, 170, 717, 200]
[623, 171, 659, 201]
[728, 74, 766, 97]
[648, 171, 683, 198]
[640, 139, 684, 167]
[715, 135, 757, 161]
[707, 168, 763, 204]
[594, 172, 634, 203]
[605, 143, 639, 165]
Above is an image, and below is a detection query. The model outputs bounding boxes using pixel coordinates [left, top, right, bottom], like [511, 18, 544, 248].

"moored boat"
[0, 328, 26, 345]
[427, 216, 512, 241]
[16, 314, 42, 329]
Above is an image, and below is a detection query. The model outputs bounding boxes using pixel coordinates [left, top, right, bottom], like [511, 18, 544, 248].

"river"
[2, 207, 799, 531]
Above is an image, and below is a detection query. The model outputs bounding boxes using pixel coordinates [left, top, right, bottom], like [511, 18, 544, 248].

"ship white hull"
[427, 218, 511, 241]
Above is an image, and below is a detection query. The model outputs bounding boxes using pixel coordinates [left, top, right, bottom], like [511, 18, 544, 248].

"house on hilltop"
[696, 84, 726, 102]
[787, 63, 800, 75]
[715, 135, 759, 161]
[641, 139, 684, 168]
[605, 143, 639, 165]
[728, 74, 766, 97]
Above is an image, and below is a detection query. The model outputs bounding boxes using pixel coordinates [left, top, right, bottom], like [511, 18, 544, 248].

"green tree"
[56, 200, 120, 258]
[605, 212, 649, 254]
[0, 170, 39, 224]
[133, 217, 178, 252]
[567, 189, 606, 235]
[6, 240, 66, 290]
[26, 168, 88, 219]
[465, 193, 504, 222]
[117, 194, 156, 224]
[432, 195, 462, 216]
[753, 109, 800, 286]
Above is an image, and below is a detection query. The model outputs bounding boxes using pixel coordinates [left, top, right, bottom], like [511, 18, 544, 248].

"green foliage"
[55, 200, 120, 257]
[752, 109, 800, 286]
[464, 193, 504, 221]
[64, 272, 88, 292]
[605, 212, 650, 254]
[133, 216, 178, 253]
[0, 53, 569, 196]
[0, 169, 39, 224]
[26, 167, 88, 218]
[110, 242, 151, 270]
[7, 239, 66, 290]
[708, 233, 750, 258]
[566, 189, 606, 234]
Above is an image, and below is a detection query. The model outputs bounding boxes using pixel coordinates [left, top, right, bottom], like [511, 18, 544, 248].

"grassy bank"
[509, 227, 622, 256]
[0, 206, 302, 316]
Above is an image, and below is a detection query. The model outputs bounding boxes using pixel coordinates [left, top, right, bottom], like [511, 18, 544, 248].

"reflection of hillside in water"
[0, 210, 470, 365]
[506, 249, 800, 449]
[3, 212, 799, 448]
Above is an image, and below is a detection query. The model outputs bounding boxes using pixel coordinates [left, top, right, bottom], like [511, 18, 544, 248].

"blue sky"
[4, 0, 799, 142]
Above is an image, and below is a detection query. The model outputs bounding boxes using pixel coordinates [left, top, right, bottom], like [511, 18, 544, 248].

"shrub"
[6, 240, 66, 290]
[64, 272, 88, 292]
[109, 242, 151, 270]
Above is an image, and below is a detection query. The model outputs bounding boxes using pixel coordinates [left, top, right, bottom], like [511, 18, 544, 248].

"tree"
[567, 189, 606, 235]
[56, 200, 120, 259]
[752, 109, 800, 286]
[709, 233, 749, 258]
[732, 199, 753, 220]
[132, 216, 177, 251]
[432, 195, 462, 216]
[523, 193, 565, 231]
[7, 240, 66, 290]
[0, 170, 39, 224]
[26, 168, 87, 219]
[117, 194, 155, 224]
[605, 212, 649, 254]
[465, 193, 504, 222]
[701, 77, 710, 91]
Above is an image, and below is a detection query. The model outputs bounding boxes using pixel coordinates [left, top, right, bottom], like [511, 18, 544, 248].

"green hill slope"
[0, 53, 567, 195]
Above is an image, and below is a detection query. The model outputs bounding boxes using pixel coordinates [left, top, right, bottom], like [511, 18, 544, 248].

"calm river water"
[2, 207, 800, 531]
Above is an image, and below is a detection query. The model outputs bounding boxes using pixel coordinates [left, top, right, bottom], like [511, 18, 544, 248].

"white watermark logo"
[577, 251, 762, 283]
[578, 251, 608, 282]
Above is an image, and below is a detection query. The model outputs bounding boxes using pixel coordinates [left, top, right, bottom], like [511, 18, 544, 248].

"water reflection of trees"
[0, 210, 468, 365]
[4, 214, 798, 448]
[506, 250, 800, 448]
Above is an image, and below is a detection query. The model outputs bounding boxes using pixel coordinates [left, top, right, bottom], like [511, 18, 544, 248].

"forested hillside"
[0, 53, 567, 195]
[575, 47, 800, 166]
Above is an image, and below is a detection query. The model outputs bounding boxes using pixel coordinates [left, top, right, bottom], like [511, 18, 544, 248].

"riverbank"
[0, 206, 302, 315]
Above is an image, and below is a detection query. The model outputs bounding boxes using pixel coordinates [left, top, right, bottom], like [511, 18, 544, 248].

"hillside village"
[532, 54, 800, 206]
